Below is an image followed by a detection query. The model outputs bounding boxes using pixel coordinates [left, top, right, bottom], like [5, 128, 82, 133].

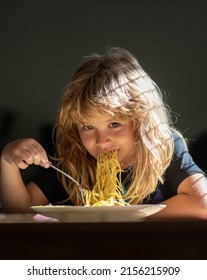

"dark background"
[0, 0, 207, 170]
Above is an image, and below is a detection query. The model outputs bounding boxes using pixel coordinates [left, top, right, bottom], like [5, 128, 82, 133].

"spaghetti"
[84, 150, 129, 206]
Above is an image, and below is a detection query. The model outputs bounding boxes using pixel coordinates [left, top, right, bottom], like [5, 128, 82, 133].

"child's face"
[77, 112, 136, 168]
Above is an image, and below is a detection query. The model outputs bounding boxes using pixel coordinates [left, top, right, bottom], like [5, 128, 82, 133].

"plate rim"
[31, 204, 166, 213]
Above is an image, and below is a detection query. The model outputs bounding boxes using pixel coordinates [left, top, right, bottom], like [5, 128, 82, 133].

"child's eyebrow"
[107, 118, 116, 122]
[107, 118, 125, 122]
[78, 116, 122, 125]
[80, 117, 116, 123]
[79, 119, 93, 124]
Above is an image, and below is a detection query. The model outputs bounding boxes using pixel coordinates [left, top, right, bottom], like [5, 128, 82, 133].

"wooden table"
[0, 213, 207, 260]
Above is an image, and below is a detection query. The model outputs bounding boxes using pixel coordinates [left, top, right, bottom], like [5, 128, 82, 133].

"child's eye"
[109, 122, 121, 128]
[82, 125, 94, 131]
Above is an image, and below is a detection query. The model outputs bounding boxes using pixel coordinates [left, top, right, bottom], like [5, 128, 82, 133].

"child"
[1, 47, 207, 219]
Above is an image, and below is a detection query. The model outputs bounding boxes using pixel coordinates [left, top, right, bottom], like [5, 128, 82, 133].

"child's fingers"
[40, 159, 50, 168]
[3, 138, 49, 169]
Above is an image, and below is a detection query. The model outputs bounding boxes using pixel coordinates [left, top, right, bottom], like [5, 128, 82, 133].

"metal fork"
[50, 164, 85, 204]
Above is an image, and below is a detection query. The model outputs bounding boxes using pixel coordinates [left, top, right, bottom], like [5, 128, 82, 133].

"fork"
[49, 164, 85, 204]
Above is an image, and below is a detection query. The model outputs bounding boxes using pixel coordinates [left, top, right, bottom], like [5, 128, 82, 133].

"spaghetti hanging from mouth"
[84, 150, 129, 206]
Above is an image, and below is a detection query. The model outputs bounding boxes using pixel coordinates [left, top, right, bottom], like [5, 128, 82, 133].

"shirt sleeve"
[165, 131, 206, 194]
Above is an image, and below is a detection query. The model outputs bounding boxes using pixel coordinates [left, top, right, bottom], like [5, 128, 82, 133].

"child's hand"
[1, 138, 50, 169]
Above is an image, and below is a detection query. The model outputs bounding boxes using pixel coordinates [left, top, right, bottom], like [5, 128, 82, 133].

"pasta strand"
[84, 150, 129, 206]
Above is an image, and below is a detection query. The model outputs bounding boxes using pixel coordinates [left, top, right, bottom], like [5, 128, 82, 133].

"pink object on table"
[33, 214, 59, 223]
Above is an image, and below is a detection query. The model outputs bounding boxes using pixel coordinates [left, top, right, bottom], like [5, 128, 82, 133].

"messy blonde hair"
[54, 47, 174, 205]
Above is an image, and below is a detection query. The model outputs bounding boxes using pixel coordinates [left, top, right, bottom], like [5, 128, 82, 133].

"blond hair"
[54, 47, 175, 205]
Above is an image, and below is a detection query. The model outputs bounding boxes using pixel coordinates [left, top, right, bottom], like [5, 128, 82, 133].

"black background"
[1, 0, 207, 169]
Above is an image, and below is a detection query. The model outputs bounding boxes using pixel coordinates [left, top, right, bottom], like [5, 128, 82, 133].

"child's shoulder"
[170, 129, 188, 154]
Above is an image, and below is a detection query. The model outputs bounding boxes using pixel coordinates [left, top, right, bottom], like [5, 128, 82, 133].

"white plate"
[31, 204, 166, 222]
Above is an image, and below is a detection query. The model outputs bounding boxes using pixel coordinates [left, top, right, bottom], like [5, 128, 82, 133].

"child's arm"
[0, 138, 50, 213]
[147, 173, 207, 219]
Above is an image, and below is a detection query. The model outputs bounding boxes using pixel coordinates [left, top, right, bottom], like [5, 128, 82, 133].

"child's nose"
[95, 131, 111, 148]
